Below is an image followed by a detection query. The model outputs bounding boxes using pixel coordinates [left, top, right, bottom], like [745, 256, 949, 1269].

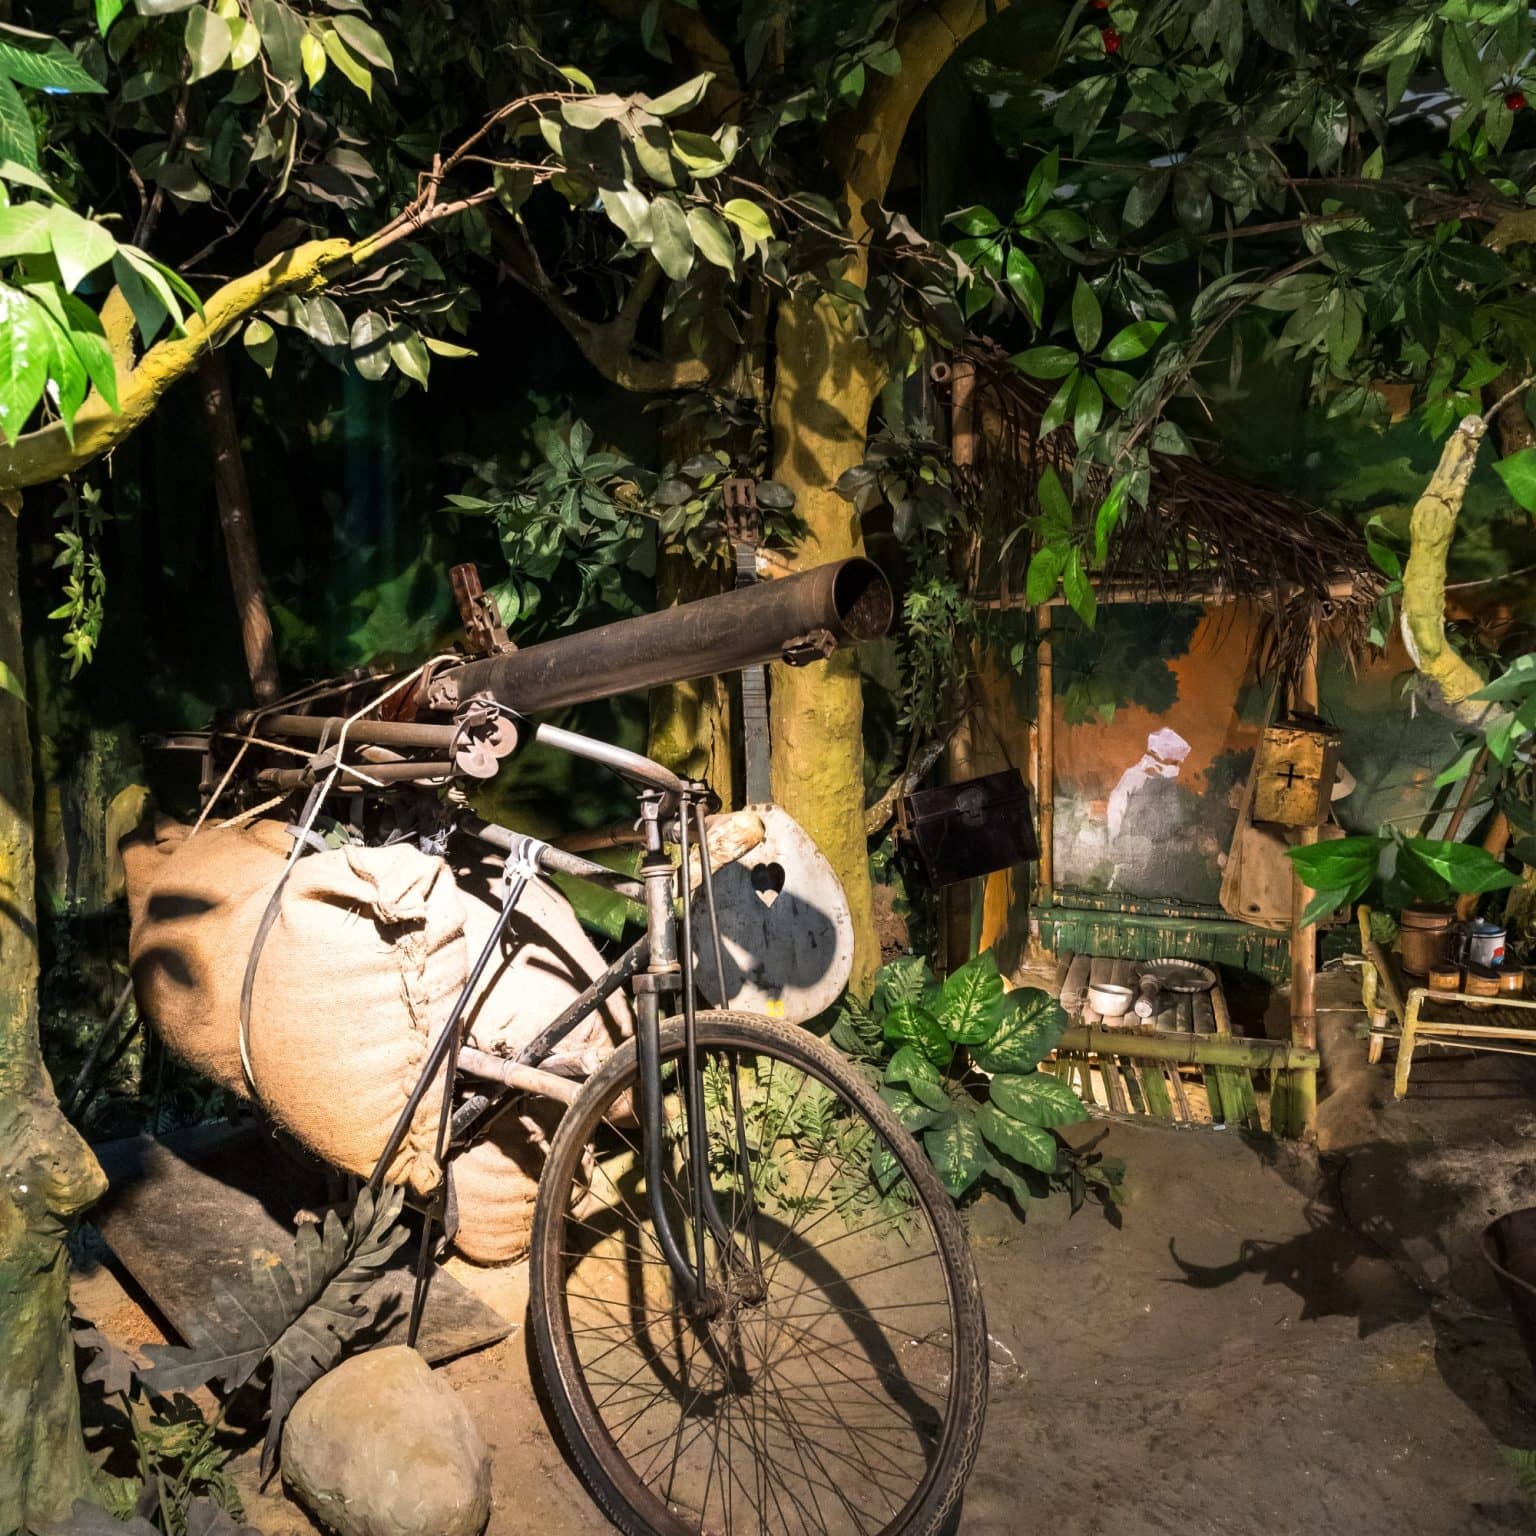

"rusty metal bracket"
[449, 563, 514, 657]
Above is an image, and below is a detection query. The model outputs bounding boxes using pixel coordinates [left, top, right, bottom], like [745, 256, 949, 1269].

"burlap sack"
[123, 816, 295, 1095]
[244, 842, 468, 1197]
[447, 861, 631, 1263]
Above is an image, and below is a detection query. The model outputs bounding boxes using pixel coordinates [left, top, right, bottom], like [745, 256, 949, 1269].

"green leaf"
[1063, 546, 1095, 626]
[1017, 149, 1059, 226]
[1285, 835, 1380, 900]
[1025, 543, 1067, 605]
[938, 950, 1006, 1045]
[299, 29, 326, 87]
[26, 296, 85, 433]
[0, 656, 25, 704]
[319, 25, 370, 97]
[1400, 837, 1519, 895]
[686, 206, 735, 275]
[0, 37, 104, 94]
[1004, 247, 1043, 325]
[873, 954, 937, 1015]
[879, 1083, 939, 1133]
[882, 1001, 954, 1067]
[1101, 320, 1167, 363]
[1433, 744, 1482, 788]
[1494, 448, 1536, 512]
[648, 196, 694, 281]
[949, 204, 1001, 236]
[1299, 885, 1350, 926]
[1093, 476, 1129, 564]
[47, 289, 116, 411]
[388, 326, 431, 387]
[885, 1043, 943, 1092]
[423, 337, 476, 359]
[645, 73, 713, 118]
[348, 309, 389, 380]
[923, 1117, 987, 1197]
[302, 293, 348, 349]
[1039, 373, 1077, 439]
[1071, 277, 1102, 352]
[95, 0, 126, 34]
[1037, 464, 1072, 531]
[0, 283, 53, 439]
[976, 1105, 1057, 1172]
[41, 207, 116, 293]
[250, 0, 303, 84]
[1073, 373, 1104, 443]
[1010, 344, 1078, 380]
[0, 74, 38, 172]
[1469, 654, 1536, 702]
[243, 316, 277, 376]
[721, 197, 772, 249]
[0, 202, 51, 261]
[1097, 367, 1136, 410]
[184, 7, 231, 80]
[331, 14, 394, 74]
[0, 159, 59, 198]
[989, 1072, 1088, 1128]
[671, 129, 729, 176]
[971, 988, 1068, 1074]
[1441, 20, 1484, 107]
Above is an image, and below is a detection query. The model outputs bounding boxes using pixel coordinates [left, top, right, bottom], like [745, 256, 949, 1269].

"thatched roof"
[945, 343, 1384, 681]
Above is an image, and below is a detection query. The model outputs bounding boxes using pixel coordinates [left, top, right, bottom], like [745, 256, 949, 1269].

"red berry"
[1507, 89, 1527, 111]
[1102, 26, 1122, 51]
[1091, 1, 1110, 10]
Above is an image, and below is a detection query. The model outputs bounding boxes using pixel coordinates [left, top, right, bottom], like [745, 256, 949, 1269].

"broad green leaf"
[1040, 373, 1077, 440]
[1470, 654, 1536, 702]
[0, 37, 104, 94]
[0, 284, 52, 441]
[1299, 885, 1349, 926]
[1093, 476, 1129, 563]
[645, 72, 712, 117]
[923, 1116, 987, 1198]
[1004, 247, 1043, 324]
[331, 14, 393, 73]
[885, 1042, 943, 1092]
[1017, 149, 1059, 226]
[882, 1001, 954, 1067]
[879, 1083, 939, 1134]
[1285, 835, 1379, 896]
[319, 25, 370, 96]
[1025, 543, 1066, 605]
[388, 326, 431, 387]
[0, 74, 38, 172]
[989, 1072, 1088, 1128]
[243, 316, 277, 376]
[721, 197, 772, 249]
[302, 294, 348, 349]
[0, 656, 25, 703]
[976, 1104, 1057, 1172]
[938, 950, 1006, 1045]
[299, 29, 326, 87]
[250, 0, 303, 84]
[27, 294, 87, 431]
[560, 93, 628, 130]
[601, 183, 653, 247]
[111, 250, 170, 343]
[185, 7, 231, 80]
[1073, 373, 1103, 443]
[31, 287, 116, 411]
[1101, 320, 1166, 362]
[1399, 837, 1519, 895]
[557, 63, 596, 91]
[227, 16, 261, 69]
[1010, 344, 1077, 380]
[1494, 448, 1536, 512]
[423, 337, 476, 359]
[41, 206, 116, 292]
[948, 204, 1001, 236]
[984, 1153, 1036, 1208]
[0, 202, 51, 260]
[95, 0, 127, 33]
[1433, 744, 1482, 788]
[1062, 545, 1095, 625]
[1071, 276, 1102, 352]
[649, 196, 694, 280]
[0, 159, 59, 198]
[686, 206, 735, 275]
[494, 166, 534, 213]
[1037, 464, 1072, 530]
[1097, 366, 1136, 409]
[671, 129, 729, 176]
[971, 988, 1068, 1074]
[348, 310, 391, 377]
[873, 954, 937, 1015]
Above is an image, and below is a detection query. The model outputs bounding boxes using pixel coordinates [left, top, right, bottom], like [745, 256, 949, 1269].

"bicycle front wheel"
[528, 1011, 988, 1536]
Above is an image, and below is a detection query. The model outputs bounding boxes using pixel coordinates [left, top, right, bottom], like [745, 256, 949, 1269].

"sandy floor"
[75, 966, 1536, 1535]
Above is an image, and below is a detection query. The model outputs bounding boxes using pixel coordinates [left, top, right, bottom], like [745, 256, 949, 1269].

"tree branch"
[489, 216, 719, 392]
[833, 0, 1005, 248]
[0, 238, 354, 491]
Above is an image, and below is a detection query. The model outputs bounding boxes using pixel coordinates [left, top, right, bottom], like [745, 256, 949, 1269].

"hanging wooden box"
[1253, 716, 1340, 827]
[903, 769, 1039, 887]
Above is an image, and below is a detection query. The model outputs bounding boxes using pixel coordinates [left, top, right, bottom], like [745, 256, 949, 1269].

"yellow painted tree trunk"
[0, 510, 110, 1531]
[767, 292, 884, 989]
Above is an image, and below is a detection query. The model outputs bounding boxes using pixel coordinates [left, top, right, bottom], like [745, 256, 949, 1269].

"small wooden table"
[1356, 908, 1536, 1098]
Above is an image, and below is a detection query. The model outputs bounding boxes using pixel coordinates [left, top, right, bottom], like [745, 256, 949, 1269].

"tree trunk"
[0, 509, 110, 1532]
[767, 291, 883, 990]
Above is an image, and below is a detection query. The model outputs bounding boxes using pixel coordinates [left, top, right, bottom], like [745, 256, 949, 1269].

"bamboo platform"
[1047, 951, 1317, 1135]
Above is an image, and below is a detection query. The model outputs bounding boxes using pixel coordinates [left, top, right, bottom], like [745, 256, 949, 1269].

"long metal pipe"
[428, 557, 893, 713]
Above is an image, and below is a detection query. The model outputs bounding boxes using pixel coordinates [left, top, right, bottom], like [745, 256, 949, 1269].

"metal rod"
[532, 722, 686, 795]
[231, 713, 459, 749]
[255, 760, 455, 791]
[430, 558, 893, 713]
[456, 1047, 582, 1104]
[459, 812, 647, 901]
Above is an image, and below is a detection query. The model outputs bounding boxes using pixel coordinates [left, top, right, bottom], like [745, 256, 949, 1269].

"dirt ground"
[75, 964, 1536, 1535]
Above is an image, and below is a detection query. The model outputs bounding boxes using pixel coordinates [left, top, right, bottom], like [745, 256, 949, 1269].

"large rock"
[282, 1347, 491, 1536]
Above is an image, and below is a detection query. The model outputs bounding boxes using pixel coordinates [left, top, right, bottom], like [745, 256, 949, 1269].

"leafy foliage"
[139, 1183, 408, 1477]
[833, 949, 1124, 1213]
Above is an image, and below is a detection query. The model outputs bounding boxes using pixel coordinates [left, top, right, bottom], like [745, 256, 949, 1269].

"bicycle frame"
[359, 720, 747, 1341]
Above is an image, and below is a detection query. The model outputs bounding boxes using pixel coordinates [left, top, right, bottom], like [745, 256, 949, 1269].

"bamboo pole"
[1036, 605, 1054, 906]
[1056, 1026, 1320, 1071]
[979, 575, 1359, 611]
[1284, 619, 1321, 1137]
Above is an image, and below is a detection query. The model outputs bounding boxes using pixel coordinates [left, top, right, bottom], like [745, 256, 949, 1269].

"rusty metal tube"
[429, 557, 892, 713]
[233, 713, 459, 749]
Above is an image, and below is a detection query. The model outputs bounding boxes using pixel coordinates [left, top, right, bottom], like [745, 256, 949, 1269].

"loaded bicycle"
[163, 556, 988, 1536]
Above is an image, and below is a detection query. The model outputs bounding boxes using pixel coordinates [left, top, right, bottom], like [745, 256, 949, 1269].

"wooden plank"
[1204, 1065, 1226, 1125]
[1169, 1066, 1193, 1122]
[1210, 984, 1234, 1036]
[93, 1123, 513, 1366]
[1100, 1055, 1127, 1114]
[1060, 952, 1092, 1014]
[1088, 955, 1115, 990]
[1054, 949, 1076, 994]
[1176, 995, 1194, 1034]
[1192, 992, 1217, 1036]
[1108, 956, 1139, 989]
[1120, 1062, 1147, 1115]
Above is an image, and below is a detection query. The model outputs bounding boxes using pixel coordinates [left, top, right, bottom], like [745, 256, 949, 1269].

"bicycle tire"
[528, 1010, 988, 1536]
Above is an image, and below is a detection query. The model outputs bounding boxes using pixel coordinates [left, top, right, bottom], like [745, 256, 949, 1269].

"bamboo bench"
[1356, 907, 1536, 1098]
